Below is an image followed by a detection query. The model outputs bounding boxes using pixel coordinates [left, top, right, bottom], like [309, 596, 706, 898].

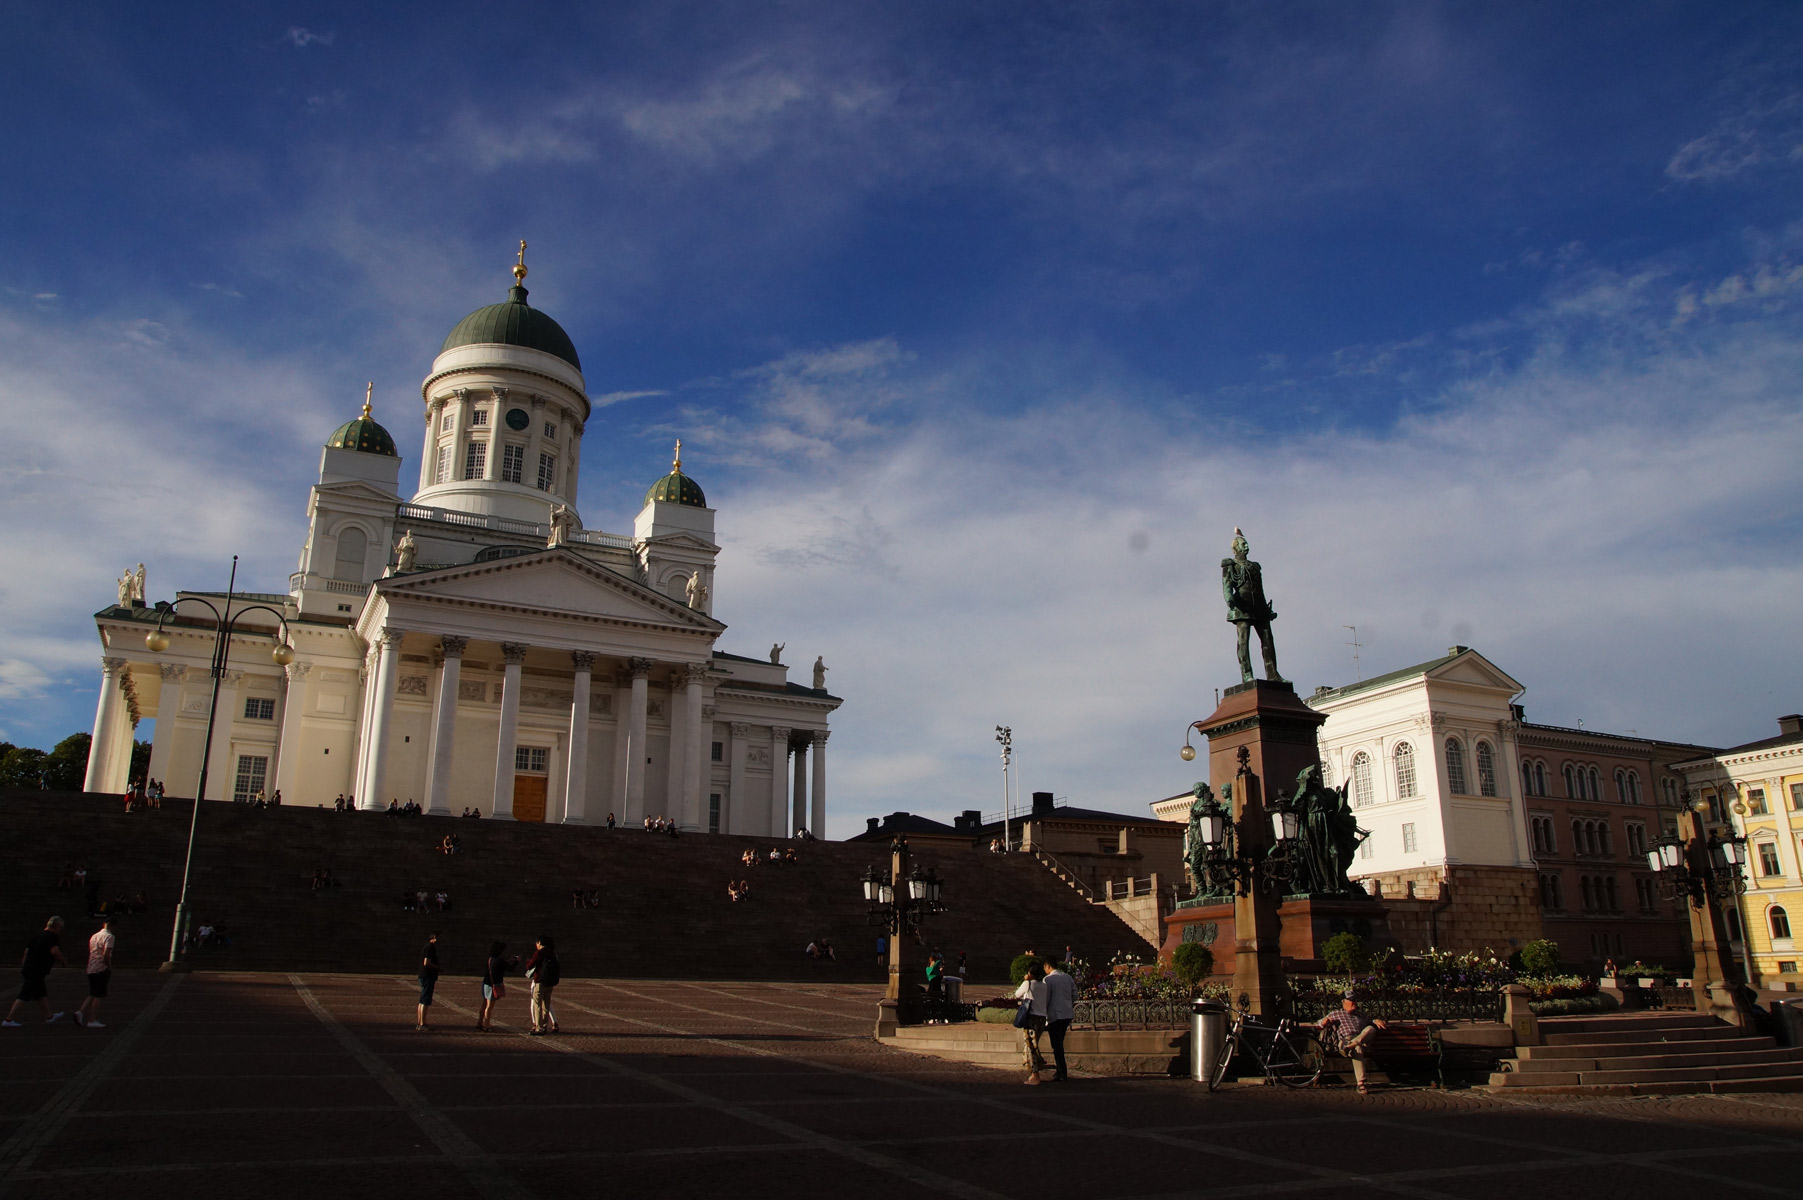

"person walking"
[524, 936, 561, 1035]
[1041, 956, 1076, 1082]
[478, 941, 516, 1031]
[4, 916, 68, 1027]
[875, 934, 887, 968]
[74, 917, 115, 1028]
[1314, 993, 1388, 1095]
[416, 933, 441, 1031]
[1013, 959, 1049, 1084]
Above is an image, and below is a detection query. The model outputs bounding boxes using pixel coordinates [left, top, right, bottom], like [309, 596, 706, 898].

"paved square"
[3, 971, 1801, 1200]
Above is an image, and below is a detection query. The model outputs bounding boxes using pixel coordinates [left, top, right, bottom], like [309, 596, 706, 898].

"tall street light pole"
[995, 725, 1012, 851]
[142, 556, 297, 971]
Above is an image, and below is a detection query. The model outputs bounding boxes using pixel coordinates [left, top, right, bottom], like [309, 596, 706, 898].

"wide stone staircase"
[0, 790, 1153, 983]
[1490, 1010, 1803, 1094]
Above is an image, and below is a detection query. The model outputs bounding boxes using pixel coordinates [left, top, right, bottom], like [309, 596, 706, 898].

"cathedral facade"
[82, 255, 840, 833]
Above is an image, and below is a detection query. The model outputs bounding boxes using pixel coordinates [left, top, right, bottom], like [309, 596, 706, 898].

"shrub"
[1172, 943, 1214, 985]
[1529, 993, 1620, 1016]
[1008, 953, 1042, 986]
[976, 1006, 1018, 1024]
[1322, 932, 1370, 975]
[1518, 939, 1560, 976]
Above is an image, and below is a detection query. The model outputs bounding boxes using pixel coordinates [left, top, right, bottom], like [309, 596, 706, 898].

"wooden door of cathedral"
[513, 776, 548, 823]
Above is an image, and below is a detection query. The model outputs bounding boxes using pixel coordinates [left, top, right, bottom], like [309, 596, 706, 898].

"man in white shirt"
[76, 917, 115, 1028]
[1040, 959, 1077, 1082]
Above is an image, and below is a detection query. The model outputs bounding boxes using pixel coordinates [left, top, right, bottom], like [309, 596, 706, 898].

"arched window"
[1627, 773, 1641, 805]
[1535, 762, 1547, 797]
[1599, 823, 1612, 856]
[1476, 742, 1498, 796]
[1394, 742, 1417, 799]
[1772, 906, 1793, 940]
[1522, 761, 1535, 797]
[1588, 767, 1602, 802]
[1564, 764, 1577, 799]
[1445, 738, 1468, 794]
[1570, 818, 1584, 856]
[1614, 769, 1628, 803]
[1580, 876, 1594, 910]
[1350, 753, 1373, 808]
[1605, 878, 1618, 912]
[333, 526, 368, 583]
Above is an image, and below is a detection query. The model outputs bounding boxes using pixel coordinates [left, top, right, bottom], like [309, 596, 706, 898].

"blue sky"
[3, 4, 1800, 831]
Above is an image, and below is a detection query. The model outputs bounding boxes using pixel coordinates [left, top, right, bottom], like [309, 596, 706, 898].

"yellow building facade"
[1675, 715, 1803, 990]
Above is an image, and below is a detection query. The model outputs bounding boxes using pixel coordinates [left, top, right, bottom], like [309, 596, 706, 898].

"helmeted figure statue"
[1183, 780, 1236, 899]
[1221, 527, 1282, 684]
[1284, 765, 1367, 895]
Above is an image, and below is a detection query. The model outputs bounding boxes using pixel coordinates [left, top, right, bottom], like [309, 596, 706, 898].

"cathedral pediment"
[1426, 651, 1520, 693]
[375, 550, 723, 632]
[638, 530, 717, 552]
[311, 479, 404, 506]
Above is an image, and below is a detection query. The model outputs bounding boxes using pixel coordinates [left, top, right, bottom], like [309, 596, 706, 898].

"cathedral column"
[420, 397, 445, 491]
[490, 641, 529, 819]
[273, 661, 312, 801]
[145, 664, 185, 787]
[361, 630, 404, 810]
[610, 668, 632, 822]
[623, 658, 652, 824]
[205, 669, 244, 802]
[426, 636, 467, 815]
[351, 654, 377, 803]
[83, 657, 129, 793]
[810, 730, 829, 837]
[681, 665, 705, 830]
[768, 726, 791, 837]
[482, 388, 506, 481]
[727, 723, 751, 834]
[665, 673, 687, 821]
[791, 736, 809, 836]
[564, 651, 595, 824]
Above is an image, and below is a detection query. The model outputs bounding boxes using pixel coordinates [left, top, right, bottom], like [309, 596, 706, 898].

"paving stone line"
[0, 973, 184, 1192]
[288, 974, 536, 1200]
[413, 983, 1013, 1200]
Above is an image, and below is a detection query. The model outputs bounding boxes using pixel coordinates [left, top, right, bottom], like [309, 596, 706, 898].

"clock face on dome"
[505, 408, 530, 431]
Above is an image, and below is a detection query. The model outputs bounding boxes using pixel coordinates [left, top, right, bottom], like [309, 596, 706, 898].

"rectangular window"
[544, 421, 558, 440]
[1758, 842, 1782, 877]
[233, 754, 268, 803]
[537, 452, 556, 491]
[1402, 822, 1418, 853]
[1747, 788, 1768, 815]
[435, 444, 452, 485]
[710, 740, 723, 762]
[1791, 783, 1803, 811]
[1778, 961, 1798, 975]
[708, 793, 721, 835]
[471, 408, 489, 426]
[1359, 838, 1374, 860]
[440, 413, 454, 433]
[243, 697, 275, 721]
[514, 746, 548, 773]
[463, 440, 487, 480]
[501, 444, 525, 484]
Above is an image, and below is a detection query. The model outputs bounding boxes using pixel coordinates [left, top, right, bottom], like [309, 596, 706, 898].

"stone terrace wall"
[1361, 865, 1543, 955]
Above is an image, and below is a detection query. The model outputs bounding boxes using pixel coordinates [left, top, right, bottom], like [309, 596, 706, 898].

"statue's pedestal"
[1163, 893, 1398, 978]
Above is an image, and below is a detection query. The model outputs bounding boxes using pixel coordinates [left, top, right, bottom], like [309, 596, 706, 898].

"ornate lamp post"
[1184, 773, 1302, 897]
[865, 835, 947, 1034]
[995, 725, 1014, 851]
[141, 556, 297, 971]
[1646, 790, 1754, 1021]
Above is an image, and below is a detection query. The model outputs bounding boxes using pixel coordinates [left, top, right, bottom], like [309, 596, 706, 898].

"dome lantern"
[325, 382, 399, 457]
[644, 439, 707, 508]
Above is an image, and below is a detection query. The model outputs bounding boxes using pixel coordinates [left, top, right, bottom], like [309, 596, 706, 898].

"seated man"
[1315, 994, 1387, 1095]
[768, 847, 782, 864]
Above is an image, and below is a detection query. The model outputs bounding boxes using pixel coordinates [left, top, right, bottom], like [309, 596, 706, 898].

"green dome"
[326, 414, 398, 457]
[440, 284, 581, 371]
[645, 469, 706, 508]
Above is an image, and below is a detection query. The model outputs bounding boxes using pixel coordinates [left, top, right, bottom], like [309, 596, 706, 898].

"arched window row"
[1444, 738, 1502, 797]
[1578, 875, 1620, 913]
[1569, 818, 1613, 859]
[1612, 768, 1643, 805]
[1562, 762, 1605, 802]
[1521, 758, 1550, 798]
[1530, 815, 1558, 857]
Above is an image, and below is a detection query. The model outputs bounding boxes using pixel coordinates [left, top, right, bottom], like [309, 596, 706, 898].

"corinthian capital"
[628, 657, 654, 679]
[500, 642, 531, 665]
[440, 635, 469, 658]
[570, 650, 597, 671]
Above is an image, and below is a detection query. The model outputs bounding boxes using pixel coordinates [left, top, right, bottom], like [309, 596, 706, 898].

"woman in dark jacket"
[479, 941, 518, 1031]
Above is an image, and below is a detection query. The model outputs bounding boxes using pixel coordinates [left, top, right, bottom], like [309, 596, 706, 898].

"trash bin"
[944, 976, 963, 1005]
[1192, 1000, 1229, 1082]
[1777, 998, 1803, 1048]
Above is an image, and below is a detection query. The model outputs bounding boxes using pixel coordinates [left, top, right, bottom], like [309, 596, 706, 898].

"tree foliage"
[1519, 939, 1561, 976]
[1172, 942, 1214, 985]
[1322, 931, 1371, 975]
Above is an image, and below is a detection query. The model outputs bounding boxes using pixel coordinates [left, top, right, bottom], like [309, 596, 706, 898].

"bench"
[1431, 1034, 1503, 1085]
[1325, 1024, 1441, 1088]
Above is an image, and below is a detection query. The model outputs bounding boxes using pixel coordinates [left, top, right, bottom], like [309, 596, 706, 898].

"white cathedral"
[82, 251, 841, 833]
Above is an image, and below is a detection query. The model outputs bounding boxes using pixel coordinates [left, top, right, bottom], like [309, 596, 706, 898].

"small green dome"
[645, 469, 706, 508]
[326, 390, 398, 457]
[441, 284, 581, 371]
[645, 440, 706, 507]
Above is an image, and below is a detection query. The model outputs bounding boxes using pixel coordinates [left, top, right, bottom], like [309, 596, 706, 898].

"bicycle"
[1208, 1009, 1324, 1091]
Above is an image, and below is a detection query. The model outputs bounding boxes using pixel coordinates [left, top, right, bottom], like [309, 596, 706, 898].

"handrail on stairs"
[1028, 848, 1097, 902]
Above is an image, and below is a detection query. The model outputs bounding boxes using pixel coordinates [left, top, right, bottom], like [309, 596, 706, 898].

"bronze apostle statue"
[1221, 527, 1282, 684]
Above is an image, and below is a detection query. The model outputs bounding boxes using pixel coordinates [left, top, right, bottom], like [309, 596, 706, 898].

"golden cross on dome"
[673, 439, 683, 471]
[514, 239, 528, 285]
[362, 382, 373, 418]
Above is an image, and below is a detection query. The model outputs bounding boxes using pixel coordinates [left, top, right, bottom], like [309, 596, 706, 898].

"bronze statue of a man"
[1221, 527, 1282, 684]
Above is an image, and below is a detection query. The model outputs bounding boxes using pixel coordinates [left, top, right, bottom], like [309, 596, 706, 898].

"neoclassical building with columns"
[82, 252, 841, 832]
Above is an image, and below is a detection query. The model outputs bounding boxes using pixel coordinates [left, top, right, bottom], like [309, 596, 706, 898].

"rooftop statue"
[812, 655, 828, 690]
[769, 642, 784, 664]
[1221, 527, 1282, 684]
[394, 530, 418, 572]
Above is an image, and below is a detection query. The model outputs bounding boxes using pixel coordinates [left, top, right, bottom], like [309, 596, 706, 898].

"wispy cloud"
[285, 27, 334, 49]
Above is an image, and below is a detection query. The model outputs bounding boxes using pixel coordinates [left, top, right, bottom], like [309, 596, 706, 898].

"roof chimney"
[865, 817, 879, 833]
[1032, 791, 1054, 815]
[1780, 714, 1803, 737]
[1447, 645, 1470, 657]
